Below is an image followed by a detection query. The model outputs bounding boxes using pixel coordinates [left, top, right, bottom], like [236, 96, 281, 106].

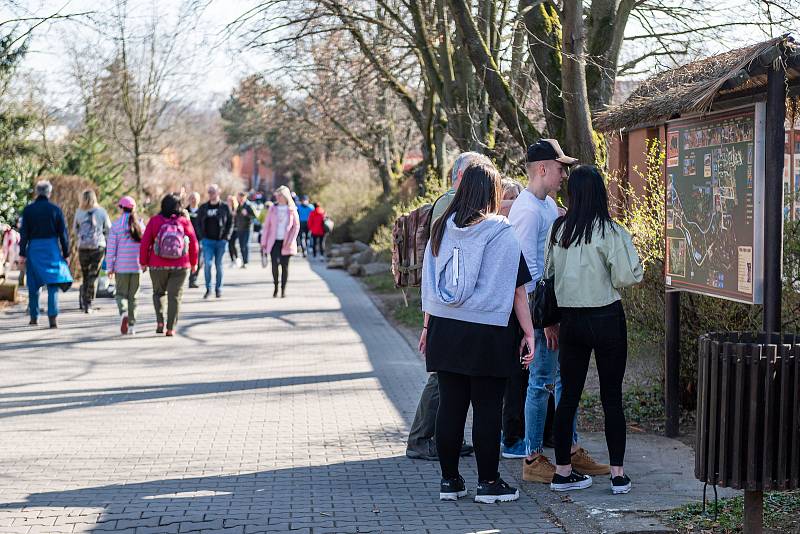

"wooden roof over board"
[595, 35, 800, 133]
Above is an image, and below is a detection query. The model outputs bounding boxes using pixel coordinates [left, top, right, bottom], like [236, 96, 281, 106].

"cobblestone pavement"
[0, 254, 564, 534]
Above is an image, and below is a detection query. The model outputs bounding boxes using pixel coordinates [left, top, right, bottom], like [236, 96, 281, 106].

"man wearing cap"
[509, 139, 609, 482]
[405, 152, 484, 461]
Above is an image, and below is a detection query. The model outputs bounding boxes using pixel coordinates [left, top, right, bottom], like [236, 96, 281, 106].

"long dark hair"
[123, 207, 143, 242]
[160, 193, 182, 218]
[430, 158, 501, 256]
[551, 165, 613, 249]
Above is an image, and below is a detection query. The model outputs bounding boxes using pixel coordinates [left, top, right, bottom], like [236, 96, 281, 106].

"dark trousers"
[311, 235, 323, 257]
[502, 367, 529, 447]
[271, 240, 290, 289]
[436, 371, 506, 482]
[298, 222, 310, 255]
[228, 231, 239, 261]
[407, 372, 439, 451]
[189, 242, 203, 286]
[238, 229, 251, 265]
[555, 301, 628, 466]
[79, 247, 105, 308]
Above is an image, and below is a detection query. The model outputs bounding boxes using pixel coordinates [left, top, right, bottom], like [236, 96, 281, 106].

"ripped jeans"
[524, 328, 578, 455]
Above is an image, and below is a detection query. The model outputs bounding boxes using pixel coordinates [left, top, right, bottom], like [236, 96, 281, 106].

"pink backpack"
[153, 216, 188, 259]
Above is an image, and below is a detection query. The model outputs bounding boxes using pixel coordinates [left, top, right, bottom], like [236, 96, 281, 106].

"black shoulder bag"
[531, 238, 560, 328]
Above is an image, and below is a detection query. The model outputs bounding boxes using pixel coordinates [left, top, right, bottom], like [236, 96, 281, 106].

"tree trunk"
[447, 0, 540, 151]
[133, 135, 142, 194]
[560, 0, 598, 164]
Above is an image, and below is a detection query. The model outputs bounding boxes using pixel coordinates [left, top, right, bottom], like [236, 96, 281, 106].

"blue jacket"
[297, 203, 315, 223]
[19, 196, 70, 258]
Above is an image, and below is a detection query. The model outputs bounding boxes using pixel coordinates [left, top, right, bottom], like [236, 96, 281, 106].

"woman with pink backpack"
[139, 193, 199, 337]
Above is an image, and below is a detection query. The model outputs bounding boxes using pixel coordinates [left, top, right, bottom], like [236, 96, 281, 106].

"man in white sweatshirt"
[509, 139, 609, 482]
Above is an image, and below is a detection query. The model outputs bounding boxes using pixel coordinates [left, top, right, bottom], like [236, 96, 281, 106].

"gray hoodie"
[422, 214, 521, 327]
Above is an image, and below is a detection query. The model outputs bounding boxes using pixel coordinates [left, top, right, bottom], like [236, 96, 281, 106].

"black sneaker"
[550, 470, 593, 492]
[439, 475, 467, 501]
[203, 289, 211, 299]
[215, 289, 222, 298]
[474, 478, 519, 503]
[611, 474, 631, 494]
[459, 442, 474, 457]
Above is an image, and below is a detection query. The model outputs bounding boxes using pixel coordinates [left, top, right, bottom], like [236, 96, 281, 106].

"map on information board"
[665, 105, 765, 304]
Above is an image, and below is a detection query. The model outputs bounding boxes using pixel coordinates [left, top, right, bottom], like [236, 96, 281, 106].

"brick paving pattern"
[0, 254, 563, 534]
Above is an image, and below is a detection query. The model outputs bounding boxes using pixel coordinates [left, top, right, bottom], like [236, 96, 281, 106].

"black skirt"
[425, 254, 531, 378]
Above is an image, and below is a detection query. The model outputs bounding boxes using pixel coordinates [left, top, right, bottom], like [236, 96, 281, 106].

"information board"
[665, 104, 765, 304]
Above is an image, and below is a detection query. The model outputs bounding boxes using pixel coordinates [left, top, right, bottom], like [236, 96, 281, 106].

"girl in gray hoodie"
[420, 157, 536, 504]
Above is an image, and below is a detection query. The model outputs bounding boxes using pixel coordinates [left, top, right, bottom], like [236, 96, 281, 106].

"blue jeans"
[29, 282, 59, 319]
[524, 329, 578, 455]
[202, 239, 226, 291]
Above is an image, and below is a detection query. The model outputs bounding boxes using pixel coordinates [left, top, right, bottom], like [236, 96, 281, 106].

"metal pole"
[665, 290, 681, 437]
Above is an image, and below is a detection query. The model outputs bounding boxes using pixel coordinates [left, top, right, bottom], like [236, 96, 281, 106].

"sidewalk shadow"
[0, 457, 554, 533]
[0, 372, 373, 419]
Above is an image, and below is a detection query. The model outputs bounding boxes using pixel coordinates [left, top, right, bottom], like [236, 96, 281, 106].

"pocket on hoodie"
[435, 246, 467, 305]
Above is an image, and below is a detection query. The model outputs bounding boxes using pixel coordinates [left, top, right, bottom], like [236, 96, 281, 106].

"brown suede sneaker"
[570, 447, 610, 475]
[522, 454, 556, 482]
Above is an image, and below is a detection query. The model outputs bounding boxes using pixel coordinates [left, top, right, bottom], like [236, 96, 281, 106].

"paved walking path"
[0, 255, 564, 534]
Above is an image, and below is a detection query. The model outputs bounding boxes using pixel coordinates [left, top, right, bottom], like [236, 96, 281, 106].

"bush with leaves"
[0, 158, 35, 227]
[612, 139, 800, 409]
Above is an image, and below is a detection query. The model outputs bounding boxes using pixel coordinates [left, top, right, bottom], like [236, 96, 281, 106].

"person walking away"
[197, 184, 232, 299]
[18, 180, 73, 328]
[497, 178, 529, 459]
[74, 190, 111, 313]
[226, 195, 240, 266]
[546, 165, 643, 494]
[406, 152, 482, 462]
[260, 186, 300, 298]
[106, 196, 144, 335]
[296, 195, 314, 257]
[2, 223, 20, 273]
[509, 139, 610, 482]
[235, 191, 256, 268]
[307, 202, 326, 259]
[186, 192, 203, 288]
[139, 193, 199, 337]
[420, 157, 536, 503]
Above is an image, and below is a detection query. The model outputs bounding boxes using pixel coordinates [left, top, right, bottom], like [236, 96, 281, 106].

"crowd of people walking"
[13, 180, 330, 335]
[11, 138, 643, 505]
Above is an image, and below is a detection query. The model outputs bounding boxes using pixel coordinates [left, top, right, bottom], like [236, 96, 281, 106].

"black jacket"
[197, 201, 233, 241]
[19, 196, 70, 258]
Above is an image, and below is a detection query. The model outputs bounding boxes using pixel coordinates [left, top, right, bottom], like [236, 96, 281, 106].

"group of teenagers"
[16, 182, 319, 335]
[410, 139, 644, 504]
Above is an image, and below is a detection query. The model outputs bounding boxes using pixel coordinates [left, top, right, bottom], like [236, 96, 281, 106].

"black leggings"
[229, 230, 239, 261]
[554, 301, 628, 466]
[436, 371, 506, 482]
[270, 240, 290, 289]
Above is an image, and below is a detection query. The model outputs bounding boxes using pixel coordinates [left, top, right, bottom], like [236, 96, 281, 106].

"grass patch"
[393, 289, 423, 329]
[580, 384, 667, 431]
[666, 491, 800, 533]
[362, 272, 398, 293]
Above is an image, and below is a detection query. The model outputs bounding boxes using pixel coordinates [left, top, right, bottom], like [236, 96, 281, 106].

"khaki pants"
[149, 268, 188, 330]
[115, 273, 140, 325]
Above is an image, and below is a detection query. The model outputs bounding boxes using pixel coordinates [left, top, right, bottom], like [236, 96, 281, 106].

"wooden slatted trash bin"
[695, 332, 800, 492]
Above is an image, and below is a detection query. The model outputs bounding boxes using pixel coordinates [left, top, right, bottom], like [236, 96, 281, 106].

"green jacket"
[431, 189, 456, 223]
[546, 221, 643, 308]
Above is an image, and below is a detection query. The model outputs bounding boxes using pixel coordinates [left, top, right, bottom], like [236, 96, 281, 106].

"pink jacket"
[260, 205, 300, 256]
[107, 213, 144, 273]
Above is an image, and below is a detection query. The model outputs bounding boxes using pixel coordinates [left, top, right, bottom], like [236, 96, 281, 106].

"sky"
[1, 0, 275, 109]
